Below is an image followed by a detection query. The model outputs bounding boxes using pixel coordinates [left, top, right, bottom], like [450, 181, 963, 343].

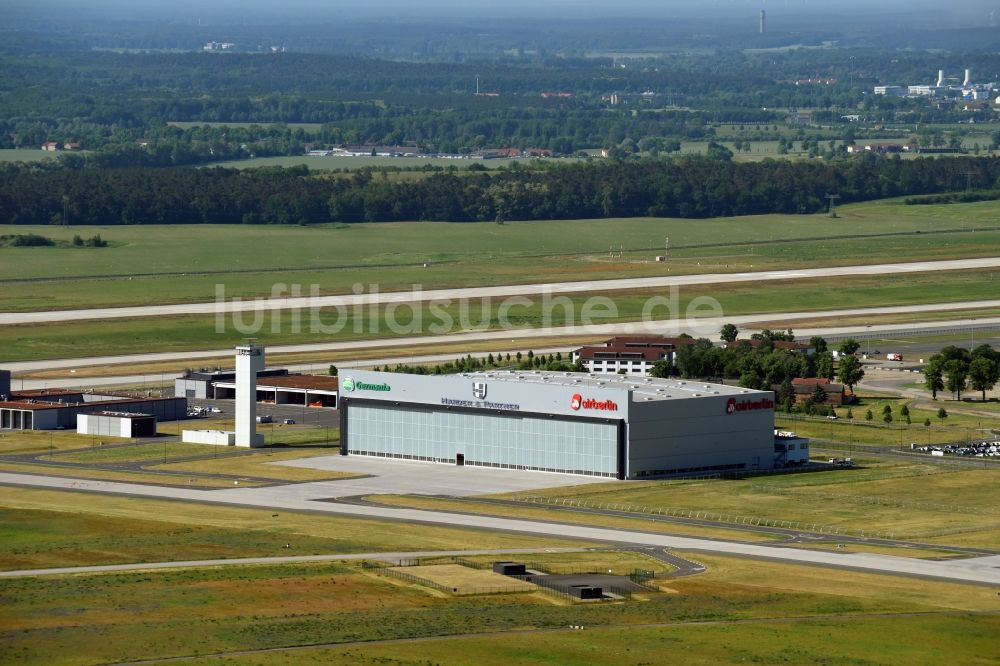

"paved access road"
[3, 471, 999, 586]
[3, 257, 998, 326]
[0, 547, 588, 579]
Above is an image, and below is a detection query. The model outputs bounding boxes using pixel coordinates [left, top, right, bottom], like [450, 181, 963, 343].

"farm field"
[3, 268, 996, 362]
[2, 546, 997, 665]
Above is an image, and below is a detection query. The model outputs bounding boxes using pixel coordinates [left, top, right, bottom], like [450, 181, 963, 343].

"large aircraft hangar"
[338, 370, 776, 479]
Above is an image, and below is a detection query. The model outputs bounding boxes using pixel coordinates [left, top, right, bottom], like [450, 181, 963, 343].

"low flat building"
[0, 380, 186, 432]
[77, 411, 157, 438]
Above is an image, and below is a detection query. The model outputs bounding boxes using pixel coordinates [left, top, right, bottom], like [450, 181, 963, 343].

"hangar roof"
[461, 371, 768, 403]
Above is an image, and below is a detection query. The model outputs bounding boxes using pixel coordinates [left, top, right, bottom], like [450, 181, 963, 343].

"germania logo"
[342, 377, 390, 392]
[726, 397, 775, 414]
[570, 393, 618, 411]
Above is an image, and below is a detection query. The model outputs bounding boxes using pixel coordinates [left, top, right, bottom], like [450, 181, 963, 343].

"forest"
[2, 45, 1000, 163]
[2, 155, 996, 226]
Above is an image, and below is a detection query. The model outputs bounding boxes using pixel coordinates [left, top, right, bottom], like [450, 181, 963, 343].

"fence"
[509, 494, 898, 541]
[508, 573, 633, 601]
[450, 557, 636, 601]
[749, 483, 995, 516]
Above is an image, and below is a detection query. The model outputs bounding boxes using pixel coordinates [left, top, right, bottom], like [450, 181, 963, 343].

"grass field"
[1, 197, 998, 311]
[208, 154, 529, 170]
[2, 547, 997, 665]
[0, 487, 586, 570]
[0, 425, 348, 484]
[0, 148, 61, 163]
[174, 615, 1000, 665]
[491, 461, 1000, 547]
[366, 495, 786, 543]
[395, 564, 538, 594]
[4, 268, 997, 362]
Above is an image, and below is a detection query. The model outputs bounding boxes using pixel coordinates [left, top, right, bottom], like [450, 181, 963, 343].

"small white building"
[77, 412, 157, 438]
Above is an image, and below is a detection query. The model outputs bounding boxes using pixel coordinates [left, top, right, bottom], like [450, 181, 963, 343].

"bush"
[3, 233, 55, 247]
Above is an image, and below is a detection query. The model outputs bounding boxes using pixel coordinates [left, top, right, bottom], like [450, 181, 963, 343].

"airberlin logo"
[726, 397, 775, 414]
[570, 393, 618, 411]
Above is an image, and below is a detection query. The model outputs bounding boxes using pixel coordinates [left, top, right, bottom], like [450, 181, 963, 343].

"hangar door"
[347, 403, 618, 477]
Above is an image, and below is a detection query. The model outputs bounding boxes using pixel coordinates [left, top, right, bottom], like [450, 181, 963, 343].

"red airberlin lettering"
[726, 397, 775, 414]
[571, 393, 618, 411]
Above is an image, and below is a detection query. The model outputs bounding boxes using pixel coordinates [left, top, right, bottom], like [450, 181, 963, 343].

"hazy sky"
[8, 0, 995, 21]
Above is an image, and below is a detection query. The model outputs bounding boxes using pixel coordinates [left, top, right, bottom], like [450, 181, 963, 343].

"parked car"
[283, 418, 295, 425]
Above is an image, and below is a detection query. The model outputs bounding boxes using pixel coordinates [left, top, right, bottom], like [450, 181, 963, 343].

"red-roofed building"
[773, 377, 849, 405]
[572, 336, 696, 375]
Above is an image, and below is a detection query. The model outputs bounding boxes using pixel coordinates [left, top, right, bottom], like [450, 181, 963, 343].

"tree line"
[3, 154, 997, 227]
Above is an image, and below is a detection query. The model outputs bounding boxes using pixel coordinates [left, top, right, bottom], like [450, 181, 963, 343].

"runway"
[7, 304, 999, 381]
[3, 256, 998, 326]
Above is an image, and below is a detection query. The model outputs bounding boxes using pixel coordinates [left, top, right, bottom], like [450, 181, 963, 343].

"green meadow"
[1, 197, 998, 312]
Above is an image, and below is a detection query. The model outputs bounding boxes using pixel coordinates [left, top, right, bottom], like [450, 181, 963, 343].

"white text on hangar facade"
[338, 370, 776, 479]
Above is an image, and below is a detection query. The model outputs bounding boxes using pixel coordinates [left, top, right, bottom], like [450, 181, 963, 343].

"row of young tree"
[370, 351, 579, 375]
[923, 345, 1000, 401]
[4, 154, 998, 226]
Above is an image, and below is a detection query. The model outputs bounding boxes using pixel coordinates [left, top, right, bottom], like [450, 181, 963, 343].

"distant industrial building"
[338, 370, 777, 479]
[875, 68, 997, 100]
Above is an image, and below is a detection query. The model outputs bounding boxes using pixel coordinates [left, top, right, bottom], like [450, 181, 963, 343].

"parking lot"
[185, 398, 339, 430]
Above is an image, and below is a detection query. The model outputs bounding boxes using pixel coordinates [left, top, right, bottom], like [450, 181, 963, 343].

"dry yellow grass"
[366, 494, 784, 543]
[780, 542, 972, 559]
[150, 449, 359, 482]
[672, 552, 1000, 612]
[395, 564, 537, 595]
[21, 335, 603, 380]
[0, 461, 263, 488]
[0, 487, 592, 553]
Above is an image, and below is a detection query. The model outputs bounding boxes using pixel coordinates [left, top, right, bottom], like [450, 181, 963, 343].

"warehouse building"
[77, 412, 157, 438]
[338, 370, 776, 479]
[0, 383, 186, 432]
[175, 369, 338, 407]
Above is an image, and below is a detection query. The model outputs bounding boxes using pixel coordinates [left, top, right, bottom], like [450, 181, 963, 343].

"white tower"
[235, 342, 265, 447]
[963, 69, 972, 86]
[936, 70, 945, 87]
[759, 10, 765, 34]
